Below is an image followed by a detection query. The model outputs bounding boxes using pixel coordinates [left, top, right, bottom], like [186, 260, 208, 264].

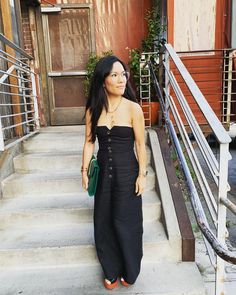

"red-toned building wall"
[37, 0, 153, 125]
[40, 0, 152, 64]
[21, 1, 34, 56]
[167, 0, 232, 127]
[93, 0, 152, 63]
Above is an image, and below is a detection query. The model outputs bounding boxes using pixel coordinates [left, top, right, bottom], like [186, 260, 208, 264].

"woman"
[81, 55, 147, 289]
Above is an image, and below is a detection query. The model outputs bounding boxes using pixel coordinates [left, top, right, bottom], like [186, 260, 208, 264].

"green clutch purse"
[87, 155, 100, 197]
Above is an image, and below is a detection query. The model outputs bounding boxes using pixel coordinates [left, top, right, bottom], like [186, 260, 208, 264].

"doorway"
[42, 4, 95, 125]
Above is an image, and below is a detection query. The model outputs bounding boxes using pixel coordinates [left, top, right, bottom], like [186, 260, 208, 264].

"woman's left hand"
[135, 175, 147, 196]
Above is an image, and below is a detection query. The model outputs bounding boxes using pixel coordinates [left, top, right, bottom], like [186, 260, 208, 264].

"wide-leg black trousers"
[94, 165, 143, 284]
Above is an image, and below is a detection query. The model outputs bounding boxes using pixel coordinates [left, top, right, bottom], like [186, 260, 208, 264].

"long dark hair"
[86, 55, 137, 142]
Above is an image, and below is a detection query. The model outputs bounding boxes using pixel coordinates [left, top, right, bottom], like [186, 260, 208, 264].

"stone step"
[0, 191, 161, 228]
[13, 148, 152, 173]
[0, 220, 176, 268]
[1, 166, 156, 198]
[39, 125, 150, 140]
[0, 262, 205, 295]
[39, 125, 149, 143]
[14, 151, 84, 173]
[23, 133, 86, 153]
[23, 127, 148, 153]
[39, 126, 86, 133]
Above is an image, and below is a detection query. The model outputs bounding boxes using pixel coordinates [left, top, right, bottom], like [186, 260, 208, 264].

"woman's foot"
[120, 277, 131, 287]
[104, 278, 118, 290]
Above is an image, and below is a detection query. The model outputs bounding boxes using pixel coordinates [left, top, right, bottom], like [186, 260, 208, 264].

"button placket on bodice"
[107, 129, 113, 179]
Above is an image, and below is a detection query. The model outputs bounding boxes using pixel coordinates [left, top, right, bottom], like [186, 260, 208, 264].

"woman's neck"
[107, 95, 123, 106]
[106, 96, 123, 114]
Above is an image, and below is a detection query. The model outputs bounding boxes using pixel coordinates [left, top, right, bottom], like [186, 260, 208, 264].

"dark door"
[42, 4, 94, 125]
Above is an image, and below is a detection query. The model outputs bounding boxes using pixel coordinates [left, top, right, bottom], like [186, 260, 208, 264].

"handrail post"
[226, 51, 233, 126]
[31, 70, 40, 130]
[0, 118, 4, 151]
[164, 50, 170, 132]
[158, 52, 164, 127]
[215, 142, 229, 295]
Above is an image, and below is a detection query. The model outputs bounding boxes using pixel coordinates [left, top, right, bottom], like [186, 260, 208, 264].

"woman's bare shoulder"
[128, 100, 142, 115]
[123, 98, 141, 111]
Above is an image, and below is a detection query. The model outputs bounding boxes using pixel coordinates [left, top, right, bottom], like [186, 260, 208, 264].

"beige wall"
[174, 0, 216, 51]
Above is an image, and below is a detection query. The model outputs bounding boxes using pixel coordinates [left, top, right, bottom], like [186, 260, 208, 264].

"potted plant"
[128, 5, 166, 126]
[83, 50, 113, 98]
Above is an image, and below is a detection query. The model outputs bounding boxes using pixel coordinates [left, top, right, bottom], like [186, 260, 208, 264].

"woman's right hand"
[82, 172, 89, 191]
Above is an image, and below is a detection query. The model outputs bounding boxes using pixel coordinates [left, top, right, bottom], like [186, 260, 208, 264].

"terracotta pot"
[150, 101, 160, 126]
[141, 101, 160, 126]
[141, 101, 150, 126]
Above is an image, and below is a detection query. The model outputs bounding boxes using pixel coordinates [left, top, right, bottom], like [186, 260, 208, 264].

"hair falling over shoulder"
[86, 55, 137, 143]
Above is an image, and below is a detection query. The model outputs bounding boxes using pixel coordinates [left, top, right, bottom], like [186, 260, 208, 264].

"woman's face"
[104, 61, 128, 97]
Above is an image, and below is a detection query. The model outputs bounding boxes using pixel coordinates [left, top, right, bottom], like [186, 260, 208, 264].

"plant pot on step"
[151, 101, 160, 126]
[141, 101, 160, 126]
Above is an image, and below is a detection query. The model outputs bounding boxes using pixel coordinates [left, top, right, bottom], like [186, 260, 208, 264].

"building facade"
[0, 0, 235, 127]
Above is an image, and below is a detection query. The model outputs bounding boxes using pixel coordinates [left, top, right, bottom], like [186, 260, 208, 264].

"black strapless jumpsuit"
[94, 126, 143, 284]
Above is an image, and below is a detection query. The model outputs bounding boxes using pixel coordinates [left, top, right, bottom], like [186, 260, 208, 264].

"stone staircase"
[0, 126, 205, 295]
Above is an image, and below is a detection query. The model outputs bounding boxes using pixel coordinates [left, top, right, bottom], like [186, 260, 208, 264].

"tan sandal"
[104, 278, 118, 290]
[120, 277, 130, 287]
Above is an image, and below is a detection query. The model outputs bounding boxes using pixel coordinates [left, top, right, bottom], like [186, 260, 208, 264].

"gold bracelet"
[81, 166, 88, 172]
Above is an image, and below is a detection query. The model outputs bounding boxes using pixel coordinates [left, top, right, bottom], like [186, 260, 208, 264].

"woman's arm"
[132, 103, 147, 196]
[81, 109, 95, 190]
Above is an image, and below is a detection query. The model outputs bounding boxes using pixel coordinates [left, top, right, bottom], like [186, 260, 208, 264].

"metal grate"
[0, 34, 39, 151]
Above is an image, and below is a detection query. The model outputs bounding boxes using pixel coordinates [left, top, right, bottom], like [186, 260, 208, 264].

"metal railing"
[222, 49, 235, 125]
[175, 48, 236, 127]
[144, 44, 236, 295]
[0, 33, 39, 151]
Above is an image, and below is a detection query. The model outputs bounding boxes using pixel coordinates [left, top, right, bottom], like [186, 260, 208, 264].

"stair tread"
[39, 125, 86, 133]
[0, 127, 201, 295]
[2, 170, 156, 199]
[0, 220, 166, 250]
[0, 262, 205, 295]
[15, 151, 84, 158]
[15, 146, 151, 158]
[0, 190, 160, 213]
[23, 136, 86, 153]
[3, 164, 155, 182]
[23, 128, 148, 153]
[26, 132, 85, 139]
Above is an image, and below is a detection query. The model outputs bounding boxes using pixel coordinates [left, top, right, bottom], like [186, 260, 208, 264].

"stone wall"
[0, 143, 22, 198]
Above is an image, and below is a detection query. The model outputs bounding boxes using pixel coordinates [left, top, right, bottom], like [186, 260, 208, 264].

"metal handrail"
[166, 46, 236, 127]
[0, 69, 32, 83]
[0, 49, 33, 70]
[146, 43, 236, 295]
[0, 82, 32, 91]
[176, 47, 236, 54]
[166, 109, 236, 264]
[165, 44, 231, 144]
[0, 33, 33, 59]
[0, 34, 39, 151]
